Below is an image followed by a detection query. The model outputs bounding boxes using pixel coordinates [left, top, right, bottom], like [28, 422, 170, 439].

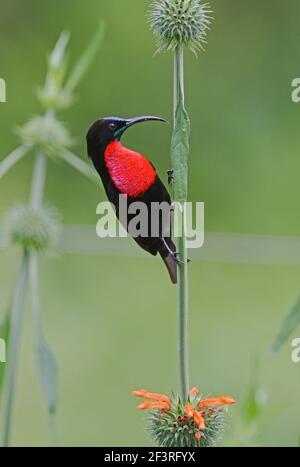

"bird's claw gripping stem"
[161, 237, 191, 265]
[167, 169, 174, 185]
[173, 252, 191, 265]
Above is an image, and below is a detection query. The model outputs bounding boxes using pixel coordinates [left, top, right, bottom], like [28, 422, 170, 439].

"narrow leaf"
[171, 100, 190, 203]
[30, 253, 59, 415]
[36, 330, 59, 415]
[272, 296, 300, 352]
[59, 148, 101, 186]
[65, 21, 105, 93]
[0, 145, 32, 180]
[242, 376, 263, 424]
[49, 31, 70, 69]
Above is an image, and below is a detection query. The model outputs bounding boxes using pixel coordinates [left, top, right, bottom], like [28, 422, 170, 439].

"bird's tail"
[160, 241, 177, 285]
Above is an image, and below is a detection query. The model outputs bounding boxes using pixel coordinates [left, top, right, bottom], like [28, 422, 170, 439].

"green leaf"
[242, 385, 263, 424]
[272, 295, 300, 352]
[49, 31, 70, 70]
[241, 359, 268, 425]
[48, 31, 70, 89]
[39, 32, 71, 111]
[0, 308, 11, 394]
[0, 145, 32, 180]
[171, 100, 190, 203]
[65, 21, 105, 93]
[30, 253, 58, 415]
[36, 329, 59, 415]
[59, 148, 101, 186]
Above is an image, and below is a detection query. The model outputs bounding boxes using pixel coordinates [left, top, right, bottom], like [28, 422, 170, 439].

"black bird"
[86, 116, 177, 284]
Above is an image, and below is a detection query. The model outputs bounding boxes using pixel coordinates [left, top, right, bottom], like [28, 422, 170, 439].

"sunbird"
[86, 116, 178, 284]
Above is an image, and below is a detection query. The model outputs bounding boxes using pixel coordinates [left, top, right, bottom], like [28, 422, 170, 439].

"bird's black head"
[86, 116, 167, 159]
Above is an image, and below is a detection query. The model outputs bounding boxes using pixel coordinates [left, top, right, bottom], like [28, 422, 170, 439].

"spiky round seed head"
[149, 0, 212, 53]
[5, 205, 60, 252]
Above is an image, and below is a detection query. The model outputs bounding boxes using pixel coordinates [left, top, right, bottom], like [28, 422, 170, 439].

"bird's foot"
[173, 252, 191, 265]
[160, 237, 191, 265]
[167, 169, 174, 185]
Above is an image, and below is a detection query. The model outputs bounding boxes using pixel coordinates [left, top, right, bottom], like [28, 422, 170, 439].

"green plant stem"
[1, 152, 47, 446]
[177, 207, 189, 402]
[1, 252, 29, 447]
[173, 46, 189, 403]
[30, 152, 47, 210]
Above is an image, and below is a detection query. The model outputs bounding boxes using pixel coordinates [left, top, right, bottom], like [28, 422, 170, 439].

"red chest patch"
[104, 142, 157, 197]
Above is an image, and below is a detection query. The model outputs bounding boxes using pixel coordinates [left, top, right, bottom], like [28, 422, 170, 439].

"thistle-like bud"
[5, 205, 60, 253]
[18, 114, 73, 153]
[149, 0, 212, 53]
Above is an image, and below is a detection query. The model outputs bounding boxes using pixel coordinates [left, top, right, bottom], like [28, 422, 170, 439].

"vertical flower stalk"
[0, 24, 104, 446]
[135, 3, 236, 447]
[1, 252, 29, 447]
[1, 151, 51, 447]
[173, 44, 190, 402]
[133, 3, 236, 448]
[30, 152, 47, 211]
[149, 0, 211, 403]
[137, 0, 236, 448]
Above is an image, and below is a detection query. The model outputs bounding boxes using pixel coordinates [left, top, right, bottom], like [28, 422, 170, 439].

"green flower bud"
[18, 114, 73, 152]
[5, 205, 60, 253]
[149, 0, 212, 53]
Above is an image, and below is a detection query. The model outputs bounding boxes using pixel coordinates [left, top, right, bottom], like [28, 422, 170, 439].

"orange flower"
[133, 389, 171, 411]
[194, 432, 202, 442]
[137, 401, 171, 411]
[184, 403, 206, 430]
[192, 410, 206, 430]
[184, 402, 194, 418]
[132, 389, 148, 398]
[132, 389, 171, 404]
[198, 395, 236, 410]
[189, 387, 200, 398]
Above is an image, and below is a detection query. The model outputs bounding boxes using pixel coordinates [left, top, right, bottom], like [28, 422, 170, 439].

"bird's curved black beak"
[115, 116, 167, 140]
[126, 116, 167, 128]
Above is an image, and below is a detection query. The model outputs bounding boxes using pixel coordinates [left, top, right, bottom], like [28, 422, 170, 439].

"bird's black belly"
[105, 175, 174, 257]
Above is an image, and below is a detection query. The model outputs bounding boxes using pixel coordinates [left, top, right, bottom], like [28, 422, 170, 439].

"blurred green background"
[0, 0, 300, 447]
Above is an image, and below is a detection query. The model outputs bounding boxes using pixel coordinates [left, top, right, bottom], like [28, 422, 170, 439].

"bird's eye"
[109, 123, 117, 131]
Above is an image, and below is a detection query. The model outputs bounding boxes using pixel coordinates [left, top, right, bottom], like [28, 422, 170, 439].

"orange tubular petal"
[184, 403, 194, 418]
[189, 387, 200, 398]
[132, 389, 148, 398]
[195, 432, 202, 442]
[132, 389, 170, 404]
[198, 396, 236, 410]
[143, 392, 171, 404]
[184, 404, 206, 430]
[137, 401, 170, 411]
[192, 410, 206, 430]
